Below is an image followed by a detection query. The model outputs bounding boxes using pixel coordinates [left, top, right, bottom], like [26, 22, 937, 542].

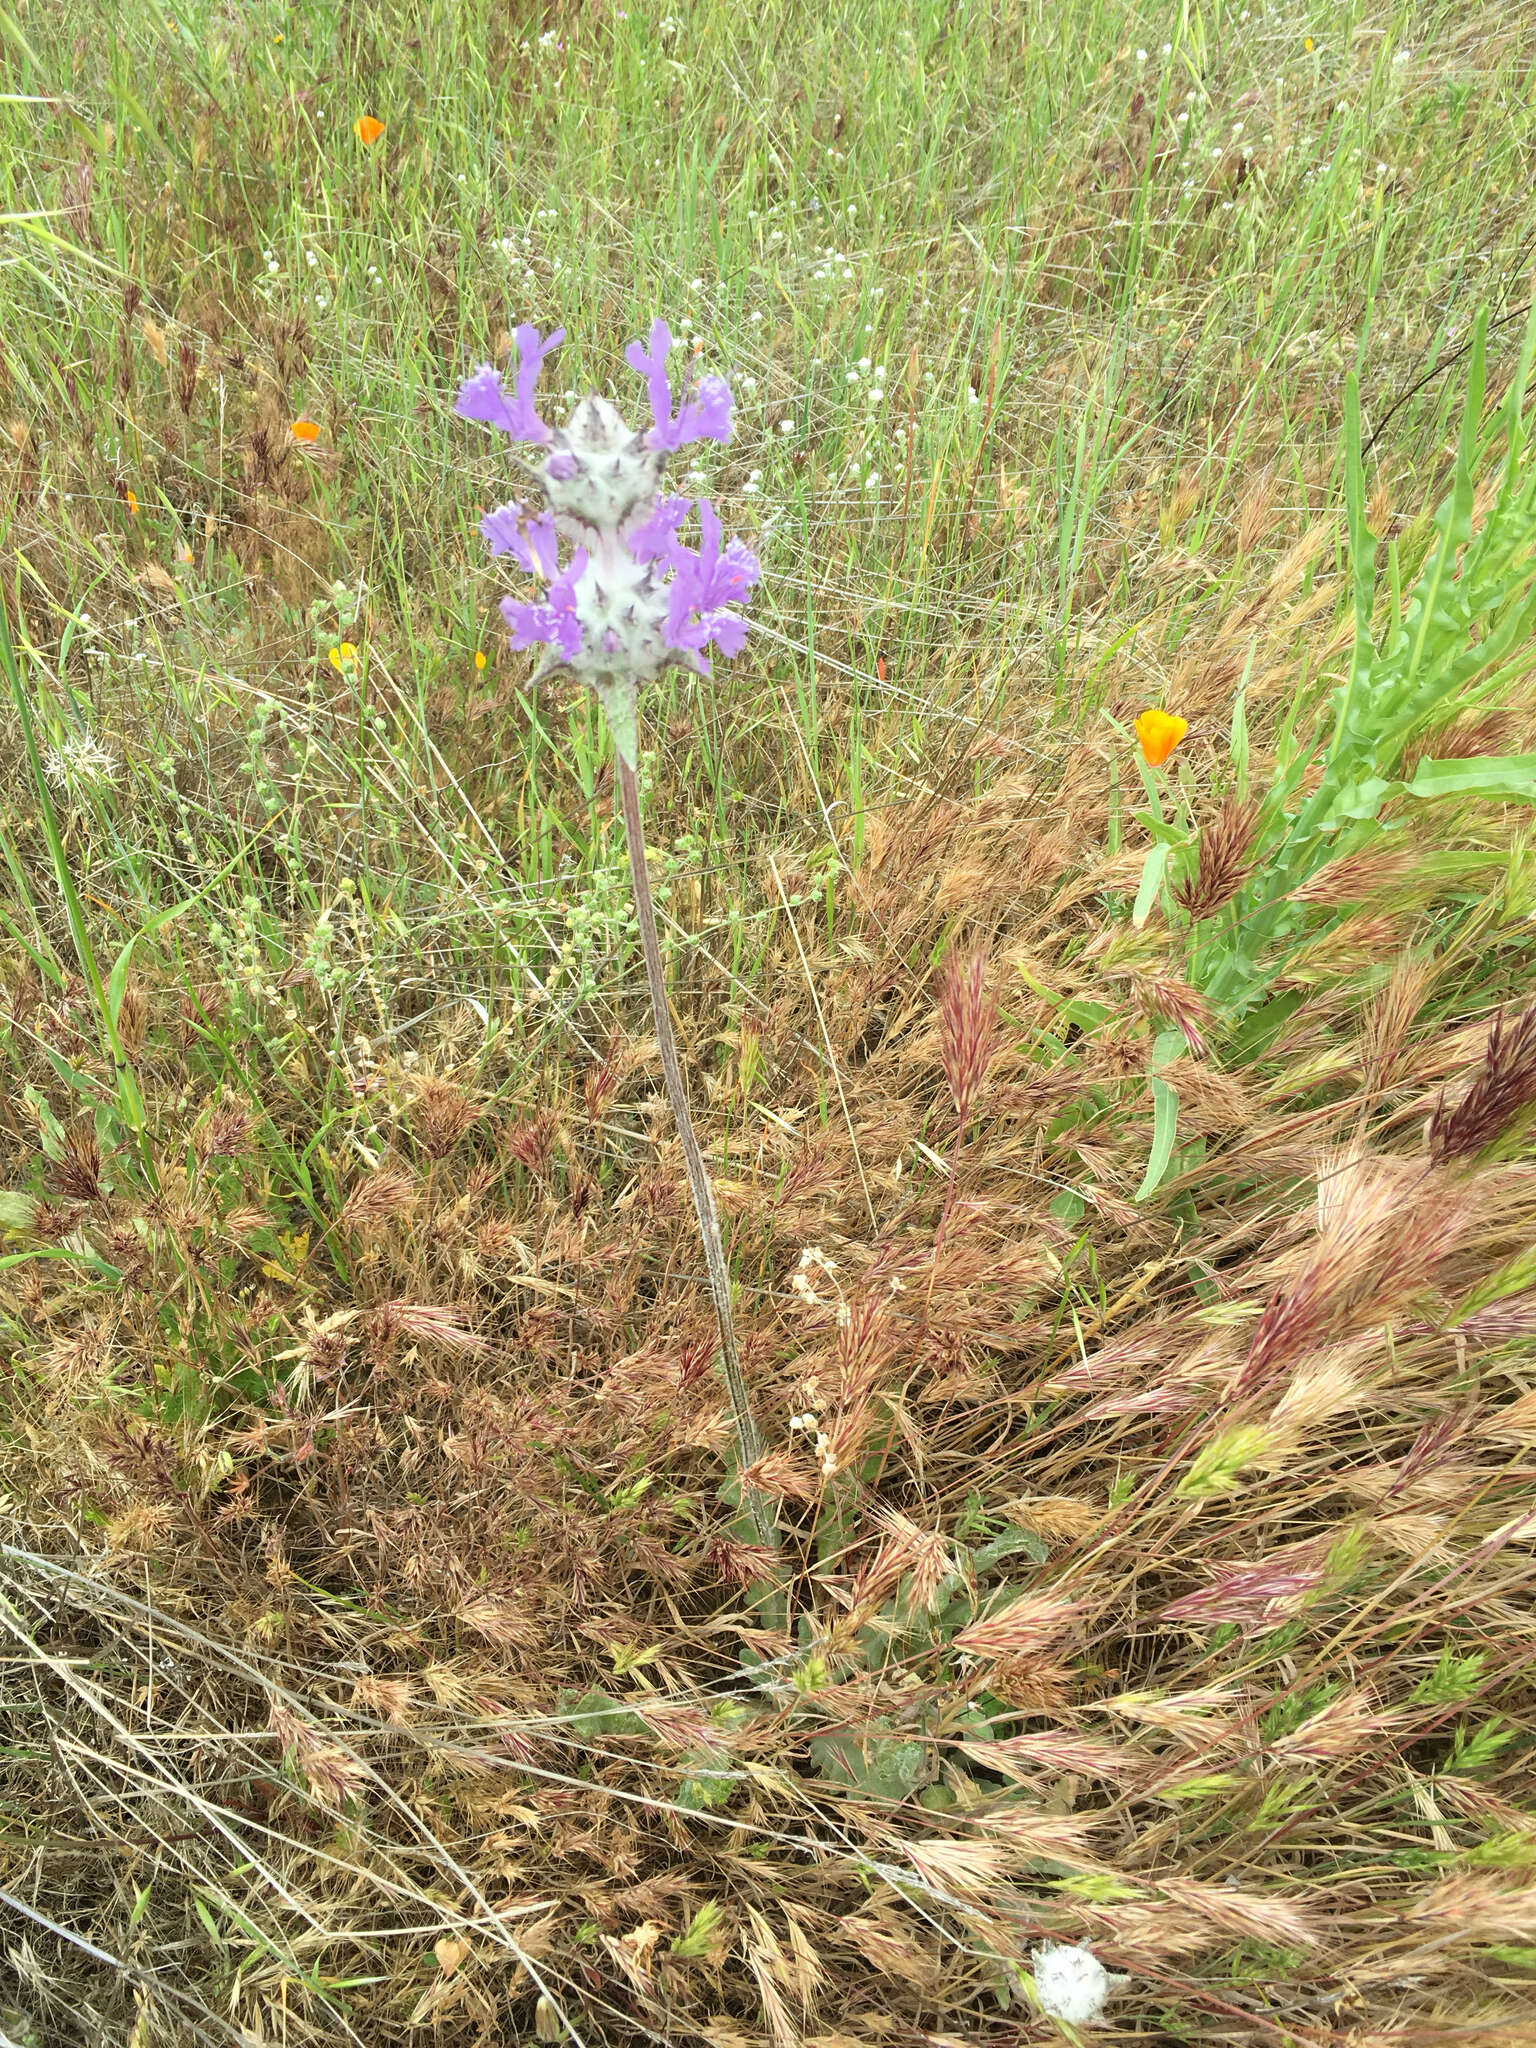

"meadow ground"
[3, 0, 1536, 2040]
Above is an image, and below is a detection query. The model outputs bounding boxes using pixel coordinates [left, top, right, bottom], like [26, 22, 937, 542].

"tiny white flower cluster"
[790, 1243, 837, 1304]
[789, 1245, 850, 1333]
[795, 1423, 840, 1477]
[786, 1375, 839, 1477]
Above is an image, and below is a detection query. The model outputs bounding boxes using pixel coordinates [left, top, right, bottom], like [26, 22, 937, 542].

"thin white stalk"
[615, 754, 780, 1562]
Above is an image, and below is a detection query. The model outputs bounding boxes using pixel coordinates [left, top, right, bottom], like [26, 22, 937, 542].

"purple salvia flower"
[454, 324, 564, 445]
[501, 550, 586, 662]
[665, 501, 761, 663]
[624, 318, 676, 442]
[456, 317, 759, 764]
[479, 501, 560, 578]
[684, 499, 761, 603]
[670, 375, 733, 448]
[627, 495, 692, 563]
[624, 318, 733, 452]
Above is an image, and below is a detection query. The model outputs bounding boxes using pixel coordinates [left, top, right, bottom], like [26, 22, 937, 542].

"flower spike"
[456, 317, 758, 726]
[450, 313, 779, 1576]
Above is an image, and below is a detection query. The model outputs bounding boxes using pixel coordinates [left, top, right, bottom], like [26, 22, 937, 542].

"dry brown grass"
[5, 555, 1536, 2040]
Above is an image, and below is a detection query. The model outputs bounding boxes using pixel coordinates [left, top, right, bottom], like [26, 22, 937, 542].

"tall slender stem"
[616, 755, 779, 1560]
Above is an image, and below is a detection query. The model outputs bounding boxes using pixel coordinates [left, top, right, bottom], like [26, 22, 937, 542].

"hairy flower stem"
[616, 755, 780, 1562]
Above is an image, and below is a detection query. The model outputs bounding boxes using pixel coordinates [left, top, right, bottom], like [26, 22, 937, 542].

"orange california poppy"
[354, 115, 385, 146]
[875, 653, 887, 681]
[1134, 707, 1188, 768]
[329, 643, 359, 672]
[474, 650, 487, 670]
[290, 419, 320, 443]
[123, 487, 139, 515]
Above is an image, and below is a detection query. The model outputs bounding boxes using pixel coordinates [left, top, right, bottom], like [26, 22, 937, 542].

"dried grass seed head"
[939, 943, 998, 1123]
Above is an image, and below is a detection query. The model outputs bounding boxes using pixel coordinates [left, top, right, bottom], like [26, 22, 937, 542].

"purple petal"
[662, 500, 758, 668]
[510, 322, 564, 445]
[625, 317, 675, 440]
[628, 320, 735, 452]
[523, 512, 560, 578]
[479, 503, 561, 578]
[713, 535, 761, 599]
[671, 374, 734, 447]
[456, 364, 522, 437]
[628, 494, 692, 563]
[457, 328, 563, 446]
[501, 548, 586, 661]
[480, 500, 532, 564]
[678, 500, 761, 606]
[703, 611, 749, 657]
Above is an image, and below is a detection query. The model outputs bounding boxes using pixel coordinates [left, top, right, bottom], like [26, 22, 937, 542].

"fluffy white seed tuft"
[1032, 1942, 1110, 2026]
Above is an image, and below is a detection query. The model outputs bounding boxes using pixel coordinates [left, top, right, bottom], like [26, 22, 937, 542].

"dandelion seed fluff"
[1033, 1942, 1110, 2027]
